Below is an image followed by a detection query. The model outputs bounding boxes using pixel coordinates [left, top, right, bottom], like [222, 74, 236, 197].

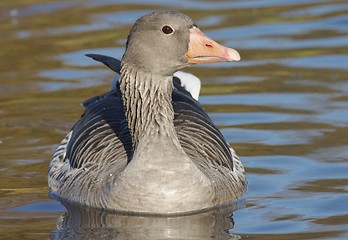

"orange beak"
[186, 27, 240, 64]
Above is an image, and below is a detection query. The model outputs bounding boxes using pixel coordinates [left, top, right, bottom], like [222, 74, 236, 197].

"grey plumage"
[48, 11, 247, 215]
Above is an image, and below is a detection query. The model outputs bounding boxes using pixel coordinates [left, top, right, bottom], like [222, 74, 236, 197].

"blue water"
[0, 0, 347, 239]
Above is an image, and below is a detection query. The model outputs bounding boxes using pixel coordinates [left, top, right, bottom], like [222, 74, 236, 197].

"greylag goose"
[48, 11, 247, 215]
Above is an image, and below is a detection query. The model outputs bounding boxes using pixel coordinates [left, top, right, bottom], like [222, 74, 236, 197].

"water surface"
[0, 0, 348, 239]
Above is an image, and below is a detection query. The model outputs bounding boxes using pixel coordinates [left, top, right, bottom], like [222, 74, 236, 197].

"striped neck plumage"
[119, 63, 176, 147]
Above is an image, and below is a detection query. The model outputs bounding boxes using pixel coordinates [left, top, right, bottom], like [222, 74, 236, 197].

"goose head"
[122, 11, 240, 76]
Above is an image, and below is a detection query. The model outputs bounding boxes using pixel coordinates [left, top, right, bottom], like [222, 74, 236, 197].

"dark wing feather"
[172, 83, 234, 171]
[85, 54, 121, 73]
[65, 89, 133, 170]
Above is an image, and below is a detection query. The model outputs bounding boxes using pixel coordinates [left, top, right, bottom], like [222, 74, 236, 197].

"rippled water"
[1, 0, 348, 239]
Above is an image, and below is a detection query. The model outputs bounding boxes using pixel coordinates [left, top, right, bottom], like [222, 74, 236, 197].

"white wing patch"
[174, 71, 201, 101]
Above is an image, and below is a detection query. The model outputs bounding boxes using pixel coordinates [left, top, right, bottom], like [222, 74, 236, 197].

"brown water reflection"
[1, 0, 348, 239]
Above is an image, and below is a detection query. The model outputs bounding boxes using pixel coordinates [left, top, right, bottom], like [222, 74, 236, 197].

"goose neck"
[119, 64, 176, 146]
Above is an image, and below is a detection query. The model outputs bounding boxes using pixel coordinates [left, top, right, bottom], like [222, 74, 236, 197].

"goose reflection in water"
[50, 198, 244, 240]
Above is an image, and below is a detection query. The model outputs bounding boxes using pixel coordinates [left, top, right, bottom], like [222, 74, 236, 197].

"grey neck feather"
[119, 63, 176, 147]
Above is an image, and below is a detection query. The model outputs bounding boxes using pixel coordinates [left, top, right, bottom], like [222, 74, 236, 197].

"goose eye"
[162, 25, 174, 34]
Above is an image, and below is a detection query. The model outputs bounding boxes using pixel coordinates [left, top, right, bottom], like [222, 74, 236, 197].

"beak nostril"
[188, 27, 240, 63]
